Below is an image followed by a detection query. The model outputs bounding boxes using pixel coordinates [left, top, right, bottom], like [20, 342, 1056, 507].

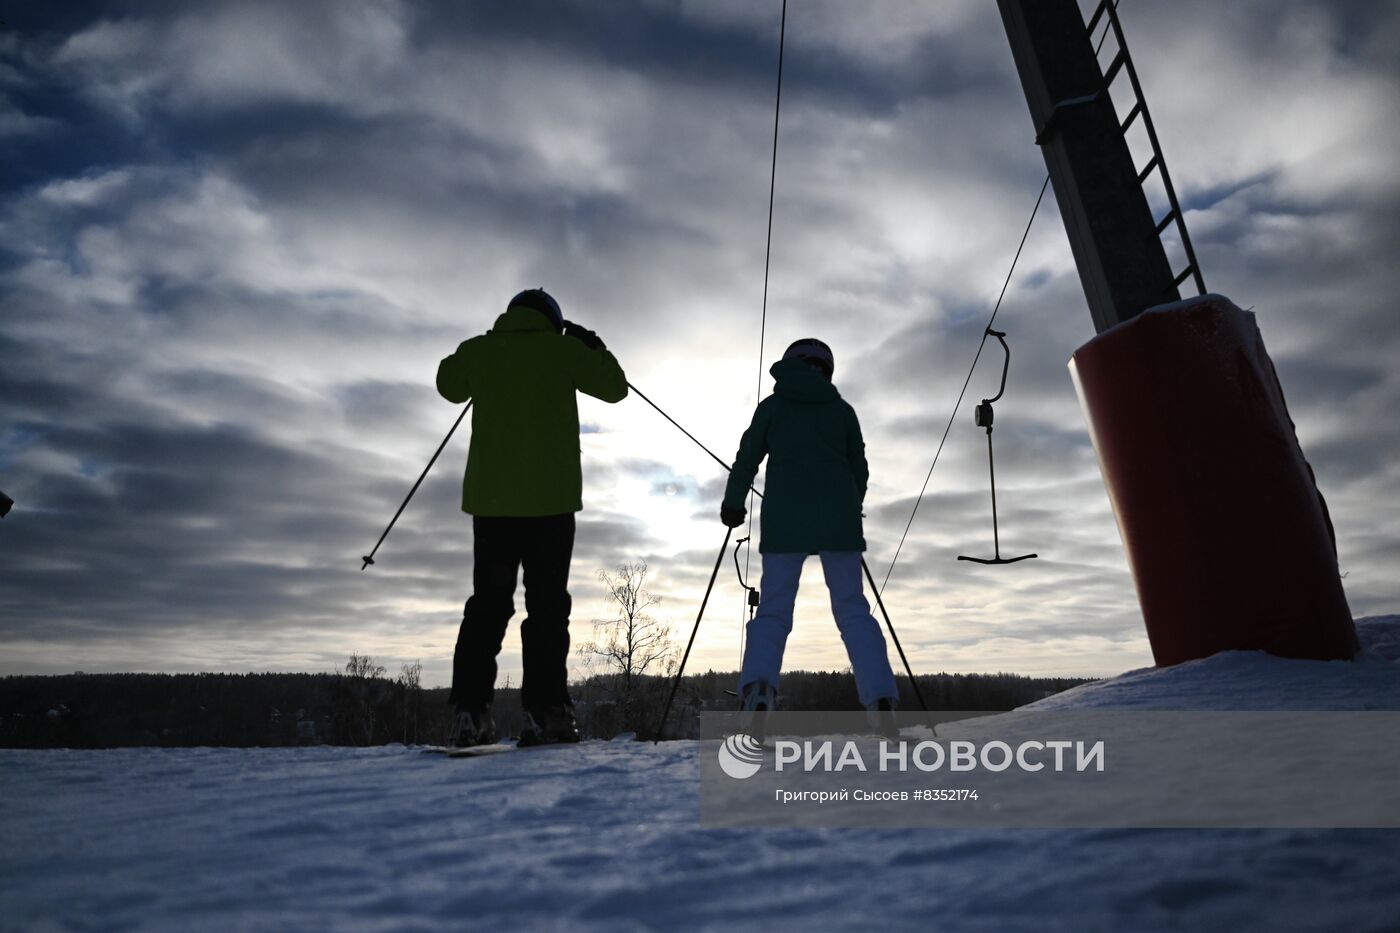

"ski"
[447, 742, 520, 758]
[450, 738, 604, 758]
[417, 743, 515, 756]
[418, 739, 598, 758]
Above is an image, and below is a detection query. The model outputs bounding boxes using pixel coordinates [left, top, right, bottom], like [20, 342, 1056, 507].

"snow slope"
[2, 617, 1398, 932]
[1023, 614, 1400, 711]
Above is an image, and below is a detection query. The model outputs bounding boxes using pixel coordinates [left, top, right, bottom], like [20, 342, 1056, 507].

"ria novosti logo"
[716, 734, 1106, 780]
[717, 733, 765, 779]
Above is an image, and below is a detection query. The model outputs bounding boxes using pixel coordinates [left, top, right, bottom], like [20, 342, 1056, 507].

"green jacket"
[437, 306, 628, 516]
[723, 358, 869, 554]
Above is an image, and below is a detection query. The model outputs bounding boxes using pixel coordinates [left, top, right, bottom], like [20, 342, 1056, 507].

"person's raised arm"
[436, 339, 475, 404]
[562, 322, 628, 403]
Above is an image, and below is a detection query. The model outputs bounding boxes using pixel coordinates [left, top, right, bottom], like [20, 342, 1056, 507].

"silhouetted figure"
[722, 339, 898, 731]
[437, 289, 627, 747]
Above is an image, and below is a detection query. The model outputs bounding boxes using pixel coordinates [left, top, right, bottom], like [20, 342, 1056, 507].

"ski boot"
[450, 706, 498, 748]
[867, 697, 900, 741]
[738, 679, 777, 743]
[518, 704, 581, 747]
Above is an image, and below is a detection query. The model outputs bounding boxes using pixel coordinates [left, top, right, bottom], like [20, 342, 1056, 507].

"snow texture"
[2, 616, 1398, 932]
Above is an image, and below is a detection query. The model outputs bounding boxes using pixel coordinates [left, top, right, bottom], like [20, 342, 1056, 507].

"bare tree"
[336, 653, 387, 744]
[397, 661, 423, 745]
[578, 561, 676, 732]
[342, 654, 386, 680]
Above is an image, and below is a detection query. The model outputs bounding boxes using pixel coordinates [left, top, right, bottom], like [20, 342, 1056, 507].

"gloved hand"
[562, 320, 606, 350]
[720, 506, 746, 528]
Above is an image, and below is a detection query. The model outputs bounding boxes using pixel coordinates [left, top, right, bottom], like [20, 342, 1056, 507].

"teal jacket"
[723, 358, 869, 554]
[436, 306, 628, 516]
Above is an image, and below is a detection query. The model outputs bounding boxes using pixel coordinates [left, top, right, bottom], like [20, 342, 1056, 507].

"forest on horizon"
[0, 661, 1094, 748]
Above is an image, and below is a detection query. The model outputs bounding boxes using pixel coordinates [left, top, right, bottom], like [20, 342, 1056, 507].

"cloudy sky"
[2, 0, 1397, 689]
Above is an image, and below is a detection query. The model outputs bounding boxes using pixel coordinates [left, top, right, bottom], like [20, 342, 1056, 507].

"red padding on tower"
[1069, 294, 1356, 666]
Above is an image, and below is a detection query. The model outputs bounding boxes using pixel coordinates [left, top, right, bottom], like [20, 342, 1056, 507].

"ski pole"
[653, 527, 733, 742]
[861, 559, 928, 712]
[627, 382, 735, 477]
[361, 402, 472, 570]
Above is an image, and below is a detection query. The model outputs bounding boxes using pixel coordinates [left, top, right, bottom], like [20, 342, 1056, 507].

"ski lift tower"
[997, 0, 1356, 664]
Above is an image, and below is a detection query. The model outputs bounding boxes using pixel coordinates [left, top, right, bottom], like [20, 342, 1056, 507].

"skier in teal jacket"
[721, 338, 899, 721]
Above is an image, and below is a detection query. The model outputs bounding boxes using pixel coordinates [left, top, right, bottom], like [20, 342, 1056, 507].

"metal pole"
[997, 0, 1178, 331]
[987, 429, 1001, 559]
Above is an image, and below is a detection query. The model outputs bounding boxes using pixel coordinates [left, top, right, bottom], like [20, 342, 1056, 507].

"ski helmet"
[782, 337, 835, 379]
[508, 288, 564, 333]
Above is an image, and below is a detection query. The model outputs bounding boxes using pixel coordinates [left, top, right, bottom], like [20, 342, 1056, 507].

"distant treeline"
[0, 670, 443, 749]
[0, 667, 1094, 748]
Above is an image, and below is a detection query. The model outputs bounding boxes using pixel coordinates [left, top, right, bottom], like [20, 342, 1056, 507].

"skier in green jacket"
[436, 289, 628, 747]
[721, 338, 898, 728]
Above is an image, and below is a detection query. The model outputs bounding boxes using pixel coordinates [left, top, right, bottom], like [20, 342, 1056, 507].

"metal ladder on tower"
[1034, 0, 1207, 299]
[1089, 0, 1205, 296]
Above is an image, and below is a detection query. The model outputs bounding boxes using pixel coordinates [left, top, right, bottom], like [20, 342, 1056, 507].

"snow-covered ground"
[3, 617, 1398, 932]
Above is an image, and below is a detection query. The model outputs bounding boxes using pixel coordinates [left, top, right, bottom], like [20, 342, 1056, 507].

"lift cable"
[743, 0, 788, 664]
[877, 175, 1049, 595]
[878, 3, 1120, 595]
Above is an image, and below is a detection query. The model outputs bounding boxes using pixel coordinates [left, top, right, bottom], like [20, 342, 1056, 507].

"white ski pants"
[738, 551, 898, 708]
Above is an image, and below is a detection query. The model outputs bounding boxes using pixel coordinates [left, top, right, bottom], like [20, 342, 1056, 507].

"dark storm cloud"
[1, 0, 1397, 681]
[413, 1, 1015, 120]
[1, 417, 357, 631]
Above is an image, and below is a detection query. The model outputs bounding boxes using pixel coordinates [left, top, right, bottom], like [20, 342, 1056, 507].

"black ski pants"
[450, 513, 575, 713]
